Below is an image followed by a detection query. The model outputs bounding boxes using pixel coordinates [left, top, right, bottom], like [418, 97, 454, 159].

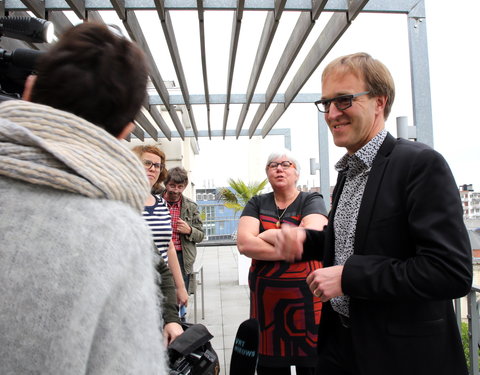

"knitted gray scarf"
[0, 100, 149, 212]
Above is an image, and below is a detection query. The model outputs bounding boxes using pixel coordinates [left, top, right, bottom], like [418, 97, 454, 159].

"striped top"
[143, 195, 172, 264]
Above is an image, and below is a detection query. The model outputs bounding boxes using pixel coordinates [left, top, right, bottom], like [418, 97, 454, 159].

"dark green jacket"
[163, 193, 204, 275]
[180, 195, 204, 274]
[156, 255, 181, 325]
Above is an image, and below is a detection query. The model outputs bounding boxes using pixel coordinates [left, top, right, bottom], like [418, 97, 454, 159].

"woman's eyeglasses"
[142, 159, 164, 170]
[267, 161, 295, 170]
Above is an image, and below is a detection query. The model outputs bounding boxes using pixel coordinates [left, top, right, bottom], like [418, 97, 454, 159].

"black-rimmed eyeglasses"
[142, 159, 164, 170]
[314, 91, 370, 113]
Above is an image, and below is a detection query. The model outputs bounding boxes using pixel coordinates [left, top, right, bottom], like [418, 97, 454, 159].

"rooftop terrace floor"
[184, 245, 250, 373]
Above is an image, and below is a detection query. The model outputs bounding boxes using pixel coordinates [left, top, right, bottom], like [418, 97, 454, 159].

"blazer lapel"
[330, 172, 346, 218]
[354, 133, 396, 254]
[325, 171, 346, 266]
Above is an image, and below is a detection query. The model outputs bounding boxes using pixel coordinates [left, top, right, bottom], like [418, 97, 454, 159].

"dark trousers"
[257, 365, 314, 375]
[315, 314, 358, 375]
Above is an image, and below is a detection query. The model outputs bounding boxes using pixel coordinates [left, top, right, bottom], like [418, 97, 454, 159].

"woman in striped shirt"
[132, 145, 187, 344]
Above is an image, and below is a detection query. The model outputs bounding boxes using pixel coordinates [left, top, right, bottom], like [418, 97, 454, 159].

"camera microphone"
[230, 318, 260, 375]
[0, 17, 54, 44]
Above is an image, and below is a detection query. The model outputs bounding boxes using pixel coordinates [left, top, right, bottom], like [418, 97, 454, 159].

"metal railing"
[201, 217, 238, 244]
[457, 286, 480, 374]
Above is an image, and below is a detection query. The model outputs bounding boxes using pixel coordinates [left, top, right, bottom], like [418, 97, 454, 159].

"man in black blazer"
[277, 52, 472, 375]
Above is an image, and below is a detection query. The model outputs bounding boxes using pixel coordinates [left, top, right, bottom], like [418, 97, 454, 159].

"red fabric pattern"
[250, 210, 322, 366]
[166, 199, 182, 251]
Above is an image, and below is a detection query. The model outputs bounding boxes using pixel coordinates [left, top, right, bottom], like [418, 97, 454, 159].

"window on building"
[202, 206, 215, 221]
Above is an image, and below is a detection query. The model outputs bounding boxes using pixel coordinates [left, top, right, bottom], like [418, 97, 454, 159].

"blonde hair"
[322, 52, 395, 120]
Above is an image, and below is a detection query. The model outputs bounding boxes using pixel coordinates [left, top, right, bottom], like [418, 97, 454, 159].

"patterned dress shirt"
[330, 129, 387, 317]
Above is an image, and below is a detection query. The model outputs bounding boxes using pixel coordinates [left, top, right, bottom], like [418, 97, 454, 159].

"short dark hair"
[165, 167, 189, 185]
[31, 22, 149, 137]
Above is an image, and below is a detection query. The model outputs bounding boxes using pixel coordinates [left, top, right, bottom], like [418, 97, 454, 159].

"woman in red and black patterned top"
[237, 150, 328, 375]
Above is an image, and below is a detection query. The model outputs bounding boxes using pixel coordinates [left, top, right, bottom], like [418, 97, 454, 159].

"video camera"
[0, 16, 54, 100]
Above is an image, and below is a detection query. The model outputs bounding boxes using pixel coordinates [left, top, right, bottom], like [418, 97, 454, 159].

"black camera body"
[0, 47, 44, 99]
[0, 16, 53, 100]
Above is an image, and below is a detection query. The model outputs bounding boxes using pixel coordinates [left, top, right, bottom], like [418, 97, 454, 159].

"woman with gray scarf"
[0, 23, 167, 374]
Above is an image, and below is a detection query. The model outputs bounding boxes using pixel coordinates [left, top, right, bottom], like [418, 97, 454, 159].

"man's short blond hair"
[322, 52, 395, 120]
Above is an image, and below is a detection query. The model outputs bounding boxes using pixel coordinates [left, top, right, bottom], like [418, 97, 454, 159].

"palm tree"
[219, 178, 268, 217]
[218, 178, 267, 241]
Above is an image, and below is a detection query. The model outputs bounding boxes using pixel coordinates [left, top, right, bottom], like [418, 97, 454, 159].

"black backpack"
[168, 323, 220, 375]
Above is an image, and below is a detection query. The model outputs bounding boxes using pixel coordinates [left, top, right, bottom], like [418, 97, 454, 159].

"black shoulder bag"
[168, 323, 220, 375]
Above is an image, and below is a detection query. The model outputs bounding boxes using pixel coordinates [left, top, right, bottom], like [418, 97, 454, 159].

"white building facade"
[459, 184, 480, 219]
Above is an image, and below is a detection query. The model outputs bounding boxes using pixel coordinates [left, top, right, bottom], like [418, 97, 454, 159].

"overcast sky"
[187, 0, 480, 191]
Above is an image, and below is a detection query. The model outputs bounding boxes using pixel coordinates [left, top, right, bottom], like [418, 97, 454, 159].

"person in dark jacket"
[162, 167, 204, 320]
[276, 52, 472, 375]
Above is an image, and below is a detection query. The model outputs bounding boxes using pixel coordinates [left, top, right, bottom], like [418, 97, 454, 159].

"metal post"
[467, 289, 480, 374]
[318, 111, 330, 210]
[407, 0, 434, 147]
[193, 272, 198, 323]
[201, 267, 205, 319]
[396, 116, 417, 141]
[396, 116, 409, 140]
[454, 298, 462, 333]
